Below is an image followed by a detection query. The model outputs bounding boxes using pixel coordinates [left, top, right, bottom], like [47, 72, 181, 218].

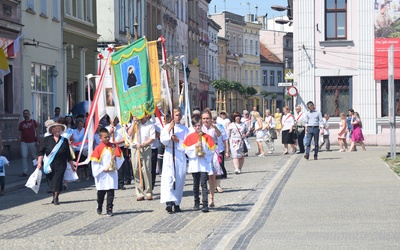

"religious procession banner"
[147, 40, 161, 105]
[111, 37, 154, 124]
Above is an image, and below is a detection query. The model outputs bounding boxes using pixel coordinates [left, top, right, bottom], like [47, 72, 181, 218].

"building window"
[250, 40, 253, 55]
[65, 0, 71, 15]
[245, 70, 248, 85]
[250, 70, 253, 86]
[381, 80, 400, 117]
[244, 39, 248, 54]
[227, 66, 231, 80]
[277, 71, 282, 83]
[320, 76, 351, 117]
[40, 0, 47, 16]
[27, 0, 34, 11]
[52, 0, 59, 20]
[85, 0, 93, 22]
[255, 70, 259, 86]
[255, 41, 258, 55]
[233, 35, 237, 53]
[119, 0, 126, 32]
[31, 64, 55, 135]
[64, 0, 93, 23]
[263, 70, 268, 85]
[270, 70, 275, 86]
[3, 4, 12, 16]
[239, 37, 242, 54]
[325, 0, 347, 40]
[285, 39, 291, 48]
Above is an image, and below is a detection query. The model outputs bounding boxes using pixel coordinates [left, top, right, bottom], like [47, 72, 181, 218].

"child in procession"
[90, 128, 124, 216]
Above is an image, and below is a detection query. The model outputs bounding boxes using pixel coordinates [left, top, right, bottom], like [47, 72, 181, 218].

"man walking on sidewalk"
[18, 109, 39, 177]
[304, 101, 323, 160]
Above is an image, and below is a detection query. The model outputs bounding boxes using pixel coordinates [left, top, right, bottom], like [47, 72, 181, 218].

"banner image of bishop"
[111, 37, 155, 124]
[121, 57, 142, 91]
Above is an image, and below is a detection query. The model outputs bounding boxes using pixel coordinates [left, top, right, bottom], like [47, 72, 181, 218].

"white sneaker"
[267, 151, 273, 154]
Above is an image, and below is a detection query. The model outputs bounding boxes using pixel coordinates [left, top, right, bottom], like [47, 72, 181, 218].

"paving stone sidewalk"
[0, 137, 290, 249]
[1, 142, 399, 250]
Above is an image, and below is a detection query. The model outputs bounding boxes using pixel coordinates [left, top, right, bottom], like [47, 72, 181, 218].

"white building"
[22, 1, 63, 134]
[294, 1, 399, 145]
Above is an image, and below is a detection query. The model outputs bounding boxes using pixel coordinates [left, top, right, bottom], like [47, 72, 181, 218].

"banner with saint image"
[111, 37, 154, 124]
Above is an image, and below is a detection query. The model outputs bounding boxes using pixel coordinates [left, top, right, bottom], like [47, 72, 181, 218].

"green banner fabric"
[111, 37, 154, 124]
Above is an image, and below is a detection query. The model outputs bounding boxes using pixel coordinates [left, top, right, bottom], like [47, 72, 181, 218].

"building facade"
[63, 0, 99, 113]
[0, 0, 22, 159]
[294, 1, 398, 145]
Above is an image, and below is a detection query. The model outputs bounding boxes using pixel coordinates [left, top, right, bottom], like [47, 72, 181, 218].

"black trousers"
[157, 144, 165, 174]
[216, 151, 227, 179]
[97, 189, 115, 211]
[0, 176, 4, 191]
[151, 148, 158, 189]
[297, 130, 305, 153]
[192, 172, 209, 207]
[118, 147, 131, 187]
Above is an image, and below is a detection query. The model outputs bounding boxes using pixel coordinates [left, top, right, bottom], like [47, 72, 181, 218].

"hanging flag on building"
[0, 47, 10, 77]
[6, 33, 23, 58]
[111, 37, 154, 125]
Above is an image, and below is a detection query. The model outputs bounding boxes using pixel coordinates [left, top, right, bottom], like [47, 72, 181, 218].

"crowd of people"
[0, 103, 367, 216]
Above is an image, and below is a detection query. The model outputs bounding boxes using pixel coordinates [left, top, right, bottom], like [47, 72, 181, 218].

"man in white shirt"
[128, 115, 156, 201]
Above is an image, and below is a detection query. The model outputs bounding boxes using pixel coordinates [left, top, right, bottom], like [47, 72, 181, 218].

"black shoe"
[202, 206, 209, 213]
[63, 185, 68, 190]
[107, 210, 113, 217]
[166, 205, 173, 213]
[193, 203, 200, 211]
[19, 173, 28, 177]
[314, 156, 318, 160]
[304, 154, 309, 160]
[97, 207, 102, 215]
[124, 181, 131, 185]
[119, 186, 126, 190]
[174, 205, 182, 212]
[53, 198, 60, 205]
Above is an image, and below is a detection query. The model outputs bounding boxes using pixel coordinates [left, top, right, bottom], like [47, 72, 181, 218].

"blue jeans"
[305, 127, 320, 156]
[21, 142, 37, 174]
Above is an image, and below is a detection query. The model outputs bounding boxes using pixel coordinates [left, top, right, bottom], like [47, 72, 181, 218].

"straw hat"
[47, 123, 67, 134]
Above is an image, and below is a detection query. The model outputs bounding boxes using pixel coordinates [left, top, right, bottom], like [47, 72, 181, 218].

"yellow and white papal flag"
[0, 47, 10, 77]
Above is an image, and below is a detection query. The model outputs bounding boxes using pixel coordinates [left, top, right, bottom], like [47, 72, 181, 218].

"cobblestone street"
[1, 142, 400, 249]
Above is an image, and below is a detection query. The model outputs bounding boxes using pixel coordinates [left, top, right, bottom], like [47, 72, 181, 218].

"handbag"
[234, 123, 248, 152]
[270, 129, 278, 139]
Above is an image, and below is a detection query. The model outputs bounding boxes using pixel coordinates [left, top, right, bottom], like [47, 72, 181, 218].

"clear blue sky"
[208, 0, 288, 19]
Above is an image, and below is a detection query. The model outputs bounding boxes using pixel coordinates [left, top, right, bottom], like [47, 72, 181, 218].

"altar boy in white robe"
[90, 128, 124, 217]
[184, 115, 216, 213]
[160, 107, 189, 213]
